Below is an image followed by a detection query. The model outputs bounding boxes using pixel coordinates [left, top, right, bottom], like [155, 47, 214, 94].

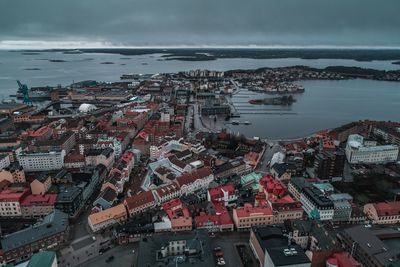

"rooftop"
[1, 210, 69, 252]
[88, 204, 127, 225]
[27, 251, 56, 267]
[252, 226, 310, 266]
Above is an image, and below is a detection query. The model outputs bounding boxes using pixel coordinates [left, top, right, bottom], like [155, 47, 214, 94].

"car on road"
[105, 256, 114, 263]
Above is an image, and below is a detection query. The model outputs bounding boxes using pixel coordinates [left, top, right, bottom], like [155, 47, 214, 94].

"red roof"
[156, 183, 180, 198]
[124, 191, 155, 211]
[195, 202, 233, 227]
[208, 184, 236, 201]
[64, 153, 85, 163]
[121, 151, 134, 163]
[373, 201, 400, 217]
[0, 188, 30, 202]
[162, 198, 183, 211]
[176, 167, 212, 186]
[234, 203, 273, 218]
[328, 252, 362, 267]
[20, 194, 57, 206]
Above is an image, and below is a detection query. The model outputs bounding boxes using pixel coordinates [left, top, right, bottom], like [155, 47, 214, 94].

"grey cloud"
[0, 0, 399, 47]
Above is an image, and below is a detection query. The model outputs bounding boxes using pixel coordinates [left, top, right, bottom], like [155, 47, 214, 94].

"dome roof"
[78, 103, 97, 113]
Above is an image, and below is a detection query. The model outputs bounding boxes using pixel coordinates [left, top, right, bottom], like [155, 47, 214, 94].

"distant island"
[14, 48, 400, 62]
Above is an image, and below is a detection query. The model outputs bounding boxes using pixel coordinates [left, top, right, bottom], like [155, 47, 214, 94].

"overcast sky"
[0, 0, 399, 48]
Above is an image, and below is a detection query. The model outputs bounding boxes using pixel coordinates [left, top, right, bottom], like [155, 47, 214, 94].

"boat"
[249, 99, 264, 105]
[232, 120, 239, 125]
[244, 121, 251, 125]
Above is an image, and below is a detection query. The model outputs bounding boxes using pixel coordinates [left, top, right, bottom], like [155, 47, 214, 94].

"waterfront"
[0, 49, 399, 97]
[1, 50, 400, 140]
[227, 79, 400, 139]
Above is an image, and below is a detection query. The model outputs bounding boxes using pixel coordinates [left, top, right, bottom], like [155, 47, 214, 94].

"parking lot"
[83, 243, 138, 267]
[209, 232, 258, 267]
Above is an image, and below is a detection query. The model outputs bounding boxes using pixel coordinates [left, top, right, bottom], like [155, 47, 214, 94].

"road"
[192, 103, 209, 133]
[255, 143, 282, 173]
[84, 243, 138, 267]
[58, 234, 109, 267]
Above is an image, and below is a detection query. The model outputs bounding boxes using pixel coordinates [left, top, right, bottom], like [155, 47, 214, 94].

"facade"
[0, 166, 26, 183]
[233, 204, 274, 230]
[314, 150, 345, 181]
[300, 187, 334, 221]
[175, 167, 214, 195]
[372, 125, 400, 146]
[0, 210, 69, 264]
[32, 131, 76, 155]
[124, 190, 155, 217]
[364, 201, 400, 224]
[85, 148, 115, 170]
[0, 154, 11, 169]
[21, 194, 57, 218]
[88, 204, 128, 232]
[207, 184, 237, 206]
[153, 182, 181, 204]
[30, 174, 52, 195]
[195, 201, 234, 232]
[214, 159, 248, 179]
[55, 186, 83, 217]
[345, 134, 399, 164]
[17, 150, 66, 172]
[0, 187, 30, 217]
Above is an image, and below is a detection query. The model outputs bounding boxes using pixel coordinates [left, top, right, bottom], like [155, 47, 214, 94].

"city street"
[84, 243, 138, 267]
[58, 234, 112, 267]
[256, 143, 281, 173]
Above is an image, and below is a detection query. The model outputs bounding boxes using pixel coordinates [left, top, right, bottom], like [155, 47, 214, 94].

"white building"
[0, 154, 11, 170]
[17, 150, 66, 172]
[153, 183, 181, 204]
[300, 187, 334, 221]
[176, 167, 214, 196]
[345, 134, 399, 164]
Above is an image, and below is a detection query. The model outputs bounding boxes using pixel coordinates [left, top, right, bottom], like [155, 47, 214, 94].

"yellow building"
[30, 174, 52, 195]
[0, 167, 26, 183]
[88, 204, 128, 233]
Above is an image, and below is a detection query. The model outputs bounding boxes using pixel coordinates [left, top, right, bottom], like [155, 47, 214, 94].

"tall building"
[17, 150, 66, 171]
[345, 134, 399, 164]
[314, 150, 345, 181]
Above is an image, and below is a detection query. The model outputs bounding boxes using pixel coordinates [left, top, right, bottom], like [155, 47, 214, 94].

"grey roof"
[271, 162, 297, 177]
[57, 186, 82, 202]
[252, 226, 310, 266]
[302, 187, 334, 209]
[343, 225, 400, 266]
[1, 210, 69, 252]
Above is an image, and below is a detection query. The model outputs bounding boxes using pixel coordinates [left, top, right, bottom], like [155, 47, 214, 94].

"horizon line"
[1, 40, 400, 50]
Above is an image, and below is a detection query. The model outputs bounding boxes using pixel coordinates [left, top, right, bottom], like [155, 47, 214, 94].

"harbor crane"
[17, 80, 32, 105]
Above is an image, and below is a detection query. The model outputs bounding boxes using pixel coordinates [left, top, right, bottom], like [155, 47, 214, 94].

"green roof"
[241, 172, 262, 185]
[27, 251, 56, 267]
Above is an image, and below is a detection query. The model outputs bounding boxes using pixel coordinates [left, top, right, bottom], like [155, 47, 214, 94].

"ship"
[231, 120, 239, 125]
[244, 121, 251, 125]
